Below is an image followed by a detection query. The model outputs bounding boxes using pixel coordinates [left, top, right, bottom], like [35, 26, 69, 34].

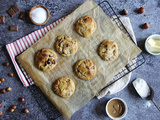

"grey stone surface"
[0, 0, 160, 120]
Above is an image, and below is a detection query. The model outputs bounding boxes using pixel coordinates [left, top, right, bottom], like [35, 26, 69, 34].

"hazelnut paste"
[107, 99, 125, 118]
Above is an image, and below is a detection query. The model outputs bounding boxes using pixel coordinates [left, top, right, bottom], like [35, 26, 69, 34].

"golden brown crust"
[55, 35, 78, 57]
[53, 77, 75, 98]
[74, 59, 97, 80]
[98, 40, 118, 61]
[75, 16, 97, 38]
[34, 48, 58, 71]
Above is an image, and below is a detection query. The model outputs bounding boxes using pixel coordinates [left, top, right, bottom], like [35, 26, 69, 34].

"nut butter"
[107, 99, 125, 118]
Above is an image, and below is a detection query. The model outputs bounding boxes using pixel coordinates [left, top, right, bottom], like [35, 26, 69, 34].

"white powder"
[132, 78, 150, 98]
[32, 7, 47, 24]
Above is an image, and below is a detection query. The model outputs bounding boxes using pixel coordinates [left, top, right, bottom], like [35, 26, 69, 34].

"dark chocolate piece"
[0, 16, 5, 24]
[19, 12, 26, 20]
[7, 5, 20, 17]
[10, 25, 18, 31]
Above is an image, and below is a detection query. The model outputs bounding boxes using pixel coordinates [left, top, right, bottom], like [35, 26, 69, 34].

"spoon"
[132, 78, 160, 112]
[143, 86, 160, 112]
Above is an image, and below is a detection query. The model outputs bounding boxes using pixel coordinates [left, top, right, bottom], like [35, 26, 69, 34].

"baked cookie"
[34, 48, 57, 71]
[75, 16, 97, 38]
[98, 40, 118, 61]
[55, 35, 78, 56]
[74, 59, 97, 80]
[53, 77, 75, 98]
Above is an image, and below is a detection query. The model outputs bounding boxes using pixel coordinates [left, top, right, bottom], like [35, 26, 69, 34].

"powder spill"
[32, 7, 47, 24]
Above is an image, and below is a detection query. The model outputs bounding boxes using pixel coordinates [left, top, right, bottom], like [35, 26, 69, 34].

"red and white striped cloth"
[6, 17, 66, 87]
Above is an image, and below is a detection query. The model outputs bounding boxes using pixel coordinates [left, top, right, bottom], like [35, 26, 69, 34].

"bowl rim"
[106, 97, 128, 119]
[145, 34, 160, 55]
[29, 5, 50, 26]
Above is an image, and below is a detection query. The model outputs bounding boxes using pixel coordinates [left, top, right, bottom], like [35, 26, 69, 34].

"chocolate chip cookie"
[34, 48, 57, 71]
[98, 40, 118, 61]
[74, 59, 97, 80]
[75, 16, 97, 38]
[53, 77, 75, 98]
[55, 35, 78, 57]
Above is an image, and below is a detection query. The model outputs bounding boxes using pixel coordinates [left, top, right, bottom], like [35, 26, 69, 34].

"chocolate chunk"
[7, 5, 20, 17]
[0, 16, 5, 24]
[42, 54, 47, 57]
[66, 44, 69, 47]
[86, 66, 89, 69]
[10, 25, 18, 31]
[19, 12, 26, 20]
[47, 60, 50, 64]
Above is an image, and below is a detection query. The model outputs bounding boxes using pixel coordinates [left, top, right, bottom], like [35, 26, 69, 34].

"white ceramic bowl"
[145, 34, 160, 55]
[106, 97, 128, 119]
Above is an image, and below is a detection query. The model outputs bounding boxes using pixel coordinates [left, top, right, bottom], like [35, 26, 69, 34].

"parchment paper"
[18, 0, 141, 119]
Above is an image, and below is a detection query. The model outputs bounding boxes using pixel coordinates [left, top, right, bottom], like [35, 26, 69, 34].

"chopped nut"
[7, 87, 12, 92]
[0, 111, 2, 115]
[0, 78, 5, 82]
[4, 62, 9, 66]
[10, 108, 14, 112]
[0, 81, 1, 84]
[0, 104, 2, 108]
[19, 97, 25, 102]
[12, 105, 17, 109]
[9, 73, 14, 77]
[1, 89, 6, 94]
[24, 109, 29, 113]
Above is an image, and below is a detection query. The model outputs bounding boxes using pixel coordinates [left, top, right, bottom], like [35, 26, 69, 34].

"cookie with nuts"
[75, 16, 97, 38]
[53, 77, 75, 98]
[98, 40, 118, 61]
[34, 48, 58, 71]
[55, 35, 78, 57]
[74, 59, 97, 80]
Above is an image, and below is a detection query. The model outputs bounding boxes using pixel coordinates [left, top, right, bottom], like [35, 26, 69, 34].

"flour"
[132, 78, 150, 98]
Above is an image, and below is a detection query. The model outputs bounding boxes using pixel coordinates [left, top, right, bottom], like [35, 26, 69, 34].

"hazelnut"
[0, 111, 2, 115]
[7, 87, 12, 92]
[121, 9, 128, 15]
[142, 23, 149, 29]
[9, 73, 14, 77]
[138, 7, 145, 14]
[4, 62, 9, 66]
[1, 89, 6, 94]
[12, 105, 17, 109]
[0, 104, 2, 108]
[0, 78, 5, 82]
[19, 97, 25, 102]
[24, 109, 29, 113]
[10, 108, 14, 112]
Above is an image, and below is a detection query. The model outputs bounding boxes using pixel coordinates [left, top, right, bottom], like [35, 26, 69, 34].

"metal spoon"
[143, 86, 160, 112]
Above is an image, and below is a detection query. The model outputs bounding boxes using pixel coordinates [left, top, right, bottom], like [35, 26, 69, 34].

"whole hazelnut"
[12, 105, 17, 109]
[7, 87, 12, 92]
[0, 104, 2, 108]
[0, 111, 2, 115]
[142, 23, 149, 29]
[9, 73, 14, 77]
[1, 89, 6, 94]
[121, 9, 128, 15]
[10, 108, 14, 112]
[138, 7, 145, 14]
[24, 109, 29, 113]
[19, 97, 25, 102]
[4, 62, 9, 66]
[0, 78, 5, 82]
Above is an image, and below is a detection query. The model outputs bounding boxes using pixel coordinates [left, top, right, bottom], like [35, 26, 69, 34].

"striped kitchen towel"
[6, 17, 66, 87]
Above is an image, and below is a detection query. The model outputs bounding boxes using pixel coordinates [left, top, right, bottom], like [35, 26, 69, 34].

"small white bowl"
[145, 34, 160, 55]
[106, 97, 128, 119]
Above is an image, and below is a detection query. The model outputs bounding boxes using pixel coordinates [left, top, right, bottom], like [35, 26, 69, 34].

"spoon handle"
[151, 99, 160, 112]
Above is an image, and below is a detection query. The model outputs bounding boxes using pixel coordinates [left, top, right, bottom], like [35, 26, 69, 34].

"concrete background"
[0, 0, 160, 120]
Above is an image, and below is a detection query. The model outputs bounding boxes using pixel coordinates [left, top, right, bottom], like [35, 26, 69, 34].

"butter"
[147, 38, 160, 53]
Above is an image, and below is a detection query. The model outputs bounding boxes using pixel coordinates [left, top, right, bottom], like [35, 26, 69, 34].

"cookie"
[55, 35, 78, 56]
[75, 16, 97, 38]
[74, 59, 97, 80]
[53, 77, 75, 98]
[98, 40, 118, 61]
[34, 48, 57, 71]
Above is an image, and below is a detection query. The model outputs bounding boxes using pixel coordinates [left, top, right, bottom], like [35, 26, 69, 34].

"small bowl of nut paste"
[106, 97, 128, 119]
